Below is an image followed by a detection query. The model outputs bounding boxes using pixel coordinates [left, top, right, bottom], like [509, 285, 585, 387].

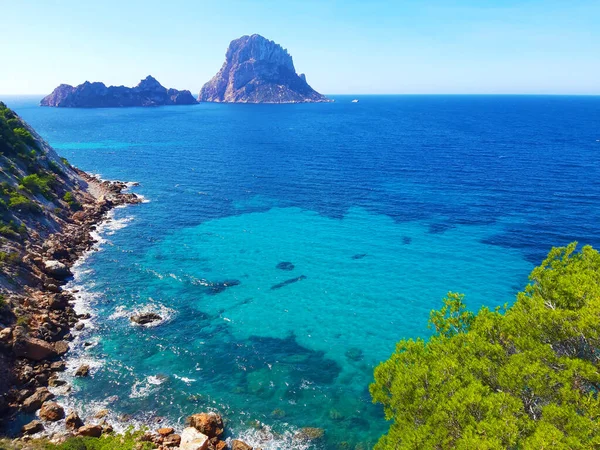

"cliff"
[40, 76, 197, 108]
[199, 34, 330, 103]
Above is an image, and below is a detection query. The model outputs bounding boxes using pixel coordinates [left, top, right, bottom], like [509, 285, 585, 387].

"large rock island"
[199, 34, 330, 103]
[41, 76, 197, 108]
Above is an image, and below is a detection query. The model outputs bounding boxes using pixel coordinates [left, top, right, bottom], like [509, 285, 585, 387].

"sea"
[4, 95, 600, 449]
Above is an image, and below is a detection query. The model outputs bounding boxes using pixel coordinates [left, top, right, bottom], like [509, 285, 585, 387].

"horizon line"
[2, 93, 600, 98]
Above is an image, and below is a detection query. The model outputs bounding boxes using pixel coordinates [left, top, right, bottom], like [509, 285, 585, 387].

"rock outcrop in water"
[40, 76, 197, 108]
[199, 34, 330, 103]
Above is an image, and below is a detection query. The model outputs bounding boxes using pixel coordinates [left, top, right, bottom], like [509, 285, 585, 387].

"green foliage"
[8, 191, 40, 213]
[0, 102, 39, 157]
[63, 191, 81, 210]
[20, 173, 56, 199]
[371, 243, 600, 450]
[0, 430, 154, 449]
[0, 294, 6, 308]
[0, 220, 26, 238]
[0, 251, 21, 265]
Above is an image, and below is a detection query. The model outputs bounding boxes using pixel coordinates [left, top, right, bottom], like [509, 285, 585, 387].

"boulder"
[0, 327, 12, 343]
[295, 427, 325, 441]
[180, 427, 209, 450]
[232, 440, 253, 450]
[13, 336, 61, 361]
[54, 340, 69, 355]
[22, 387, 54, 412]
[130, 312, 162, 325]
[65, 411, 84, 430]
[44, 260, 72, 280]
[78, 424, 103, 437]
[21, 419, 44, 435]
[75, 364, 90, 377]
[50, 361, 66, 371]
[163, 433, 181, 447]
[158, 427, 175, 436]
[39, 401, 65, 421]
[186, 412, 224, 438]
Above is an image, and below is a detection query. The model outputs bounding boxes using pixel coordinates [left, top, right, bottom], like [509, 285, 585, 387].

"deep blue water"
[4, 95, 600, 449]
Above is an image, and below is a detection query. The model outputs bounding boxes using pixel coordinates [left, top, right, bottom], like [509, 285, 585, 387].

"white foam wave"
[130, 375, 168, 399]
[230, 423, 312, 450]
[173, 374, 197, 385]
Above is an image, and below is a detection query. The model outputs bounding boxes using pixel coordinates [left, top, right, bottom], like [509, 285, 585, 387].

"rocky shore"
[0, 170, 141, 434]
[0, 103, 274, 450]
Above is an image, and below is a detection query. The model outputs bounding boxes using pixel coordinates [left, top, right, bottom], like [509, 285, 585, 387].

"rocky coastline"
[0, 170, 141, 435]
[0, 103, 279, 450]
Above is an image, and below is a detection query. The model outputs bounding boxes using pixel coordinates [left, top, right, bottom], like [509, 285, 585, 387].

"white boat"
[351, 99, 359, 103]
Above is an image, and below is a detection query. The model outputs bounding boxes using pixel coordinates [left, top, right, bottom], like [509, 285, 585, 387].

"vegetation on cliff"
[371, 243, 600, 449]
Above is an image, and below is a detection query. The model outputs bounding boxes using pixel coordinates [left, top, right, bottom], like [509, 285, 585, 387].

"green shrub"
[12, 128, 36, 147]
[371, 243, 600, 450]
[63, 191, 81, 210]
[0, 220, 26, 238]
[0, 251, 21, 264]
[20, 173, 55, 199]
[0, 294, 6, 309]
[8, 192, 40, 213]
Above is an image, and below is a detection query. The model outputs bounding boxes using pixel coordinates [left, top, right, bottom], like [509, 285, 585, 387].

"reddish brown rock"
[65, 411, 84, 430]
[163, 433, 182, 447]
[39, 401, 65, 421]
[13, 336, 59, 361]
[75, 364, 90, 377]
[186, 412, 224, 438]
[21, 419, 44, 435]
[158, 427, 175, 436]
[22, 387, 54, 412]
[78, 424, 103, 437]
[231, 440, 252, 450]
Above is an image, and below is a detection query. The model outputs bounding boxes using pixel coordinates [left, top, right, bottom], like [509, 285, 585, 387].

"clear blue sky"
[1, 0, 599, 95]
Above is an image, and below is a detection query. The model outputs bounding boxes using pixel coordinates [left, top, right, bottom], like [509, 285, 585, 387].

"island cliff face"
[199, 34, 330, 103]
[40, 76, 197, 108]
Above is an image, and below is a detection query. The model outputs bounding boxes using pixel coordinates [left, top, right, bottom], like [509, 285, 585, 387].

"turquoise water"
[6, 95, 600, 448]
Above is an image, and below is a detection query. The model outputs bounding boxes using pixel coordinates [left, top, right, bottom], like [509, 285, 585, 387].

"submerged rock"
[199, 34, 330, 104]
[351, 253, 367, 260]
[270, 275, 307, 290]
[208, 279, 241, 295]
[345, 347, 364, 362]
[276, 261, 295, 271]
[130, 312, 162, 325]
[295, 427, 325, 441]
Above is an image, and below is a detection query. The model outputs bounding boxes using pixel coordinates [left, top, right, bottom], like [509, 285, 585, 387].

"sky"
[1, 0, 599, 95]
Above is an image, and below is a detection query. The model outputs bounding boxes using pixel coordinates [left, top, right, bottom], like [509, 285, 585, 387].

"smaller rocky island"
[199, 34, 330, 103]
[40, 76, 197, 108]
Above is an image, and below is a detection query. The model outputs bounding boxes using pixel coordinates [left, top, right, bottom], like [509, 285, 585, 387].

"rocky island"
[199, 34, 330, 103]
[40, 76, 197, 108]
